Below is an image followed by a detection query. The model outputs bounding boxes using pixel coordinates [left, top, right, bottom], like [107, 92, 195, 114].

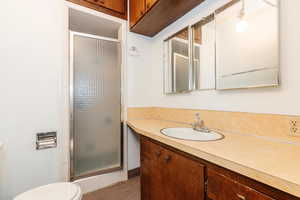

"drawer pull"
[164, 155, 171, 163]
[237, 194, 246, 200]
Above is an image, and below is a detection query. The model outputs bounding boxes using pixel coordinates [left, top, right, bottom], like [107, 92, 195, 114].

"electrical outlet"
[289, 120, 300, 136]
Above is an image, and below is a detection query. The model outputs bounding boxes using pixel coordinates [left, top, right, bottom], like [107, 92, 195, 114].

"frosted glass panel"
[73, 35, 121, 177]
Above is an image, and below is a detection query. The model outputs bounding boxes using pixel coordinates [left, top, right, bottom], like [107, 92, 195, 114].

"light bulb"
[236, 19, 248, 33]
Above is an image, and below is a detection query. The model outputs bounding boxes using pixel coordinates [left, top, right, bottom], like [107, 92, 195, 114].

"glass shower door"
[71, 33, 121, 179]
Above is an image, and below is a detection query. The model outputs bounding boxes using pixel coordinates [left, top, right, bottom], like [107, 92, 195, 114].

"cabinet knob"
[155, 151, 161, 157]
[237, 194, 246, 200]
[164, 155, 171, 163]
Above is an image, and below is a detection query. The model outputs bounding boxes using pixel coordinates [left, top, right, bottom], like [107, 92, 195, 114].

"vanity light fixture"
[236, 0, 248, 33]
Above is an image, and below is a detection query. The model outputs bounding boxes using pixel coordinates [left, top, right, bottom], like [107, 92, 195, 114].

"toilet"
[14, 182, 82, 200]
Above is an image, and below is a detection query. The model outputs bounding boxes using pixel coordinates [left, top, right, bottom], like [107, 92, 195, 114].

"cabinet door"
[160, 145, 205, 200]
[141, 137, 205, 200]
[141, 137, 164, 200]
[108, 0, 125, 13]
[207, 169, 275, 200]
[130, 0, 146, 27]
[145, 0, 158, 10]
[84, 0, 125, 13]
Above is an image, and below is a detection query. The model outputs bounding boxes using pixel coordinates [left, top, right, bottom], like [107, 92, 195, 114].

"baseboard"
[128, 167, 140, 179]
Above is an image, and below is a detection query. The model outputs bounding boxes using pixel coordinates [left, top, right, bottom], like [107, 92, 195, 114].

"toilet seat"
[14, 182, 82, 200]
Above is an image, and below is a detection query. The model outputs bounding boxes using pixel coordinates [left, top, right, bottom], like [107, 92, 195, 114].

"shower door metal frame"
[69, 31, 123, 181]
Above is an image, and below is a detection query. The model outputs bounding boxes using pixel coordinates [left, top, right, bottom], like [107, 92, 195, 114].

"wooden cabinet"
[84, 0, 125, 13]
[145, 0, 158, 10]
[130, 0, 145, 27]
[110, 0, 126, 13]
[129, 0, 205, 37]
[129, 0, 158, 27]
[67, 0, 127, 19]
[139, 135, 300, 200]
[141, 137, 205, 200]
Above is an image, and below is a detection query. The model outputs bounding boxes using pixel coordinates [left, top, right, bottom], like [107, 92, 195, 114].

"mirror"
[164, 27, 192, 93]
[163, 0, 280, 94]
[215, 0, 279, 90]
[192, 14, 216, 90]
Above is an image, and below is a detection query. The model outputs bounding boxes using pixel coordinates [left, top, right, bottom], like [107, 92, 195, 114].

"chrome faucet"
[192, 113, 210, 133]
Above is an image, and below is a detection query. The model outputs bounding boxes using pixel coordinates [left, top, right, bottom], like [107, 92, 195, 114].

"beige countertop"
[127, 119, 300, 198]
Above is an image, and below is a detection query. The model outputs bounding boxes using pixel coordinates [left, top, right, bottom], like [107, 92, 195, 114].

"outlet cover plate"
[289, 120, 300, 137]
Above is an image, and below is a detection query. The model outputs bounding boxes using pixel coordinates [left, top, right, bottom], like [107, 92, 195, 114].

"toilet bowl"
[14, 182, 82, 200]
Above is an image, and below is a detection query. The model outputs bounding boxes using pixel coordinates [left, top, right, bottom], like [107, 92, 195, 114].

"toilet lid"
[15, 182, 81, 200]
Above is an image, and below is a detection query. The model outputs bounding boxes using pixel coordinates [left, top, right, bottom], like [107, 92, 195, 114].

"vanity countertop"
[127, 119, 300, 198]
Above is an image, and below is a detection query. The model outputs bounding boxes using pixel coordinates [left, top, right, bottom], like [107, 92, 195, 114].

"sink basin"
[161, 128, 224, 141]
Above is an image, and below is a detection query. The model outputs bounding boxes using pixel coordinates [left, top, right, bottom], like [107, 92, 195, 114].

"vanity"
[127, 119, 300, 200]
[140, 136, 295, 200]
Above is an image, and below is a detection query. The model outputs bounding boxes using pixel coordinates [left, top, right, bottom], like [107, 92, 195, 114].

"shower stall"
[69, 31, 122, 181]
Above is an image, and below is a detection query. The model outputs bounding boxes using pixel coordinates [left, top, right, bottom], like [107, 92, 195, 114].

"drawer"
[207, 169, 275, 200]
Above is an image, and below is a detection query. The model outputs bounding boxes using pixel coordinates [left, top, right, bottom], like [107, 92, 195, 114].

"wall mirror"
[163, 21, 216, 94]
[163, 27, 192, 94]
[192, 14, 216, 90]
[163, 0, 279, 94]
[215, 0, 279, 90]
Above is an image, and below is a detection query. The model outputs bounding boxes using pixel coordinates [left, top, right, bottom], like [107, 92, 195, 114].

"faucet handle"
[195, 113, 201, 119]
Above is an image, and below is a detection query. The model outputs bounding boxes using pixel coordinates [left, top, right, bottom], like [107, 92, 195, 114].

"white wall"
[126, 32, 152, 170]
[127, 33, 154, 107]
[0, 0, 68, 199]
[127, 128, 140, 170]
[128, 0, 300, 116]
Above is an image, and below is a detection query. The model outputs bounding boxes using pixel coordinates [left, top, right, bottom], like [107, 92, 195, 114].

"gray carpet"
[83, 176, 140, 200]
